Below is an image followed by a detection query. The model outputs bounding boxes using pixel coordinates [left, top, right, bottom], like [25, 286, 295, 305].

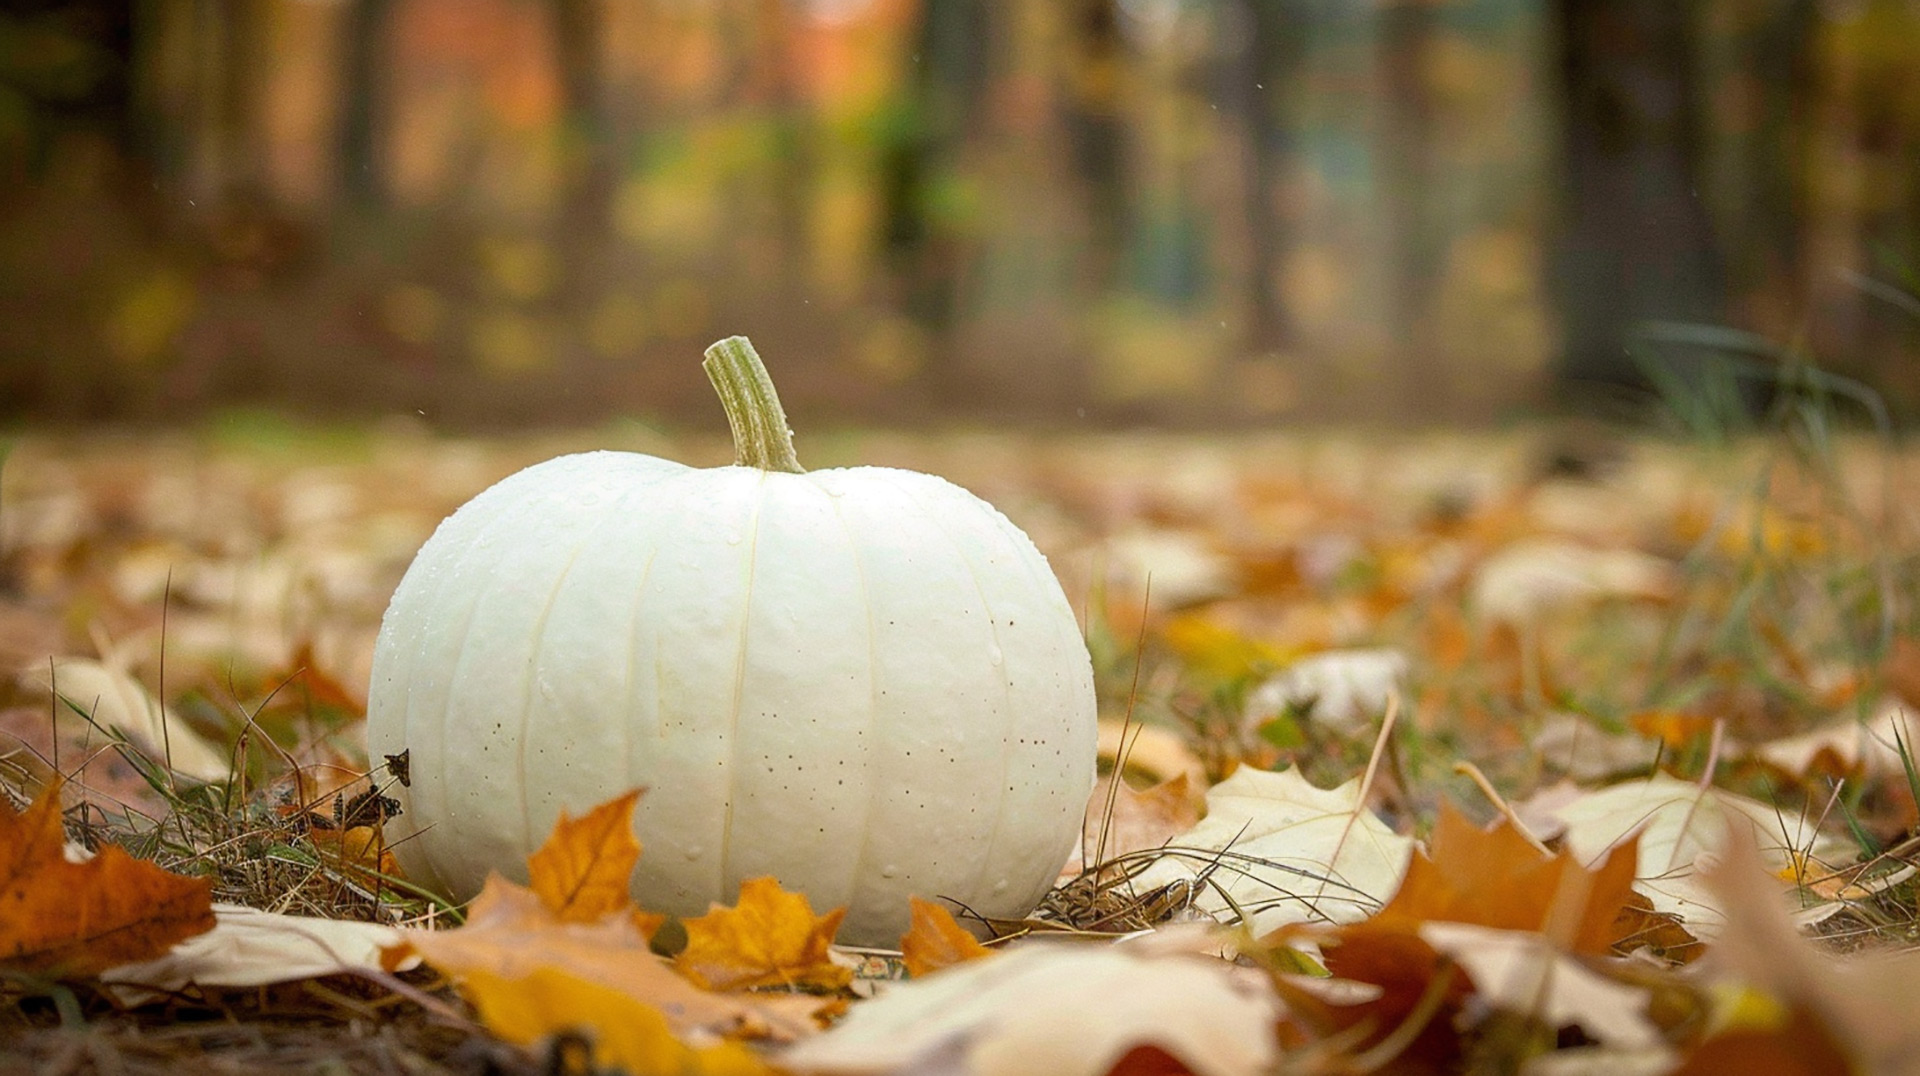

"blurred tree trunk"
[878, 0, 992, 347]
[551, 0, 614, 237]
[1549, 0, 1724, 402]
[1061, 0, 1128, 292]
[753, 0, 811, 292]
[337, 0, 392, 209]
[1237, 0, 1298, 357]
[1734, 0, 1815, 326]
[1378, 0, 1441, 413]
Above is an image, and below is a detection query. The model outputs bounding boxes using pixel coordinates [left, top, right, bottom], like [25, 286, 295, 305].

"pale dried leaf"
[1471, 540, 1674, 624]
[1245, 647, 1408, 736]
[1135, 767, 1414, 935]
[18, 657, 231, 782]
[1525, 776, 1847, 937]
[1100, 529, 1237, 610]
[778, 942, 1278, 1076]
[101, 903, 416, 1000]
[1753, 700, 1920, 780]
[1419, 921, 1662, 1050]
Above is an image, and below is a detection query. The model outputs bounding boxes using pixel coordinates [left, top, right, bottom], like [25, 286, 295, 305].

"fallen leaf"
[1752, 701, 1920, 782]
[1098, 720, 1207, 788]
[1419, 921, 1663, 1051]
[101, 902, 416, 999]
[1470, 539, 1674, 625]
[1244, 648, 1408, 736]
[19, 656, 232, 783]
[1373, 804, 1640, 956]
[464, 965, 768, 1076]
[779, 941, 1278, 1076]
[677, 877, 853, 993]
[1534, 713, 1661, 781]
[1135, 766, 1414, 935]
[1523, 776, 1847, 938]
[266, 640, 366, 717]
[0, 787, 216, 978]
[1161, 612, 1291, 682]
[1627, 710, 1717, 752]
[899, 897, 993, 977]
[400, 877, 824, 1043]
[1065, 773, 1201, 878]
[1692, 826, 1920, 1074]
[528, 789, 643, 922]
[1101, 529, 1238, 611]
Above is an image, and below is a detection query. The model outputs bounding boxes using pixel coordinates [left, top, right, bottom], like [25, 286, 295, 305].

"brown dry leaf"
[0, 787, 216, 978]
[1270, 806, 1643, 1069]
[267, 640, 366, 717]
[676, 876, 852, 993]
[399, 877, 824, 1043]
[1375, 803, 1640, 956]
[780, 941, 1278, 1076]
[899, 897, 992, 978]
[1064, 773, 1201, 877]
[1273, 923, 1471, 1069]
[1885, 636, 1920, 712]
[527, 788, 643, 922]
[463, 965, 769, 1076]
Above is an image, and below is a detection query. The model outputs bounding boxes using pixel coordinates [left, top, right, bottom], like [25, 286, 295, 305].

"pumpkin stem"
[703, 336, 805, 474]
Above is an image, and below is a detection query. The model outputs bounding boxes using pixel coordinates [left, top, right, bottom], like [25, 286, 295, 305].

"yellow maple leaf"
[0, 786, 216, 979]
[464, 965, 768, 1076]
[527, 789, 643, 922]
[676, 877, 852, 993]
[899, 897, 993, 978]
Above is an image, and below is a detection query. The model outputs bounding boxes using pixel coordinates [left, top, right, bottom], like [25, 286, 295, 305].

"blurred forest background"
[1, 0, 1918, 427]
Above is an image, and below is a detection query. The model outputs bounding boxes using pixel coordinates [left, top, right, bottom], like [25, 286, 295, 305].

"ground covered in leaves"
[3, 417, 1919, 1074]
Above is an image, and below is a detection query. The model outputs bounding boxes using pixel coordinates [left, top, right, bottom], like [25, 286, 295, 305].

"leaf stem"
[702, 336, 805, 474]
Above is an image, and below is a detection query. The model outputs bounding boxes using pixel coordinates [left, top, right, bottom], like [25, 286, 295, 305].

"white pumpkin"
[366, 337, 1097, 945]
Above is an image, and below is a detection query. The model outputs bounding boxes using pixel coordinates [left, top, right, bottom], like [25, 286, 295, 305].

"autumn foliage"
[0, 788, 215, 979]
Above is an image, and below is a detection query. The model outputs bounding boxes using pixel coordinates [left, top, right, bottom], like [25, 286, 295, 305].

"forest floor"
[2, 416, 1918, 1073]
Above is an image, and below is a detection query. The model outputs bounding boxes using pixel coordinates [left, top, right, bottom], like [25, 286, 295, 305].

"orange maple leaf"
[400, 875, 826, 1043]
[1271, 803, 1644, 1068]
[676, 877, 852, 993]
[1372, 802, 1640, 956]
[0, 787, 216, 978]
[528, 789, 643, 922]
[899, 897, 993, 977]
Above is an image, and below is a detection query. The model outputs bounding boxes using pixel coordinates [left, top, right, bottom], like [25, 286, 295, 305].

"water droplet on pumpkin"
[988, 644, 1003, 666]
[992, 878, 1010, 893]
[880, 864, 899, 879]
[684, 846, 704, 860]
[725, 532, 742, 545]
